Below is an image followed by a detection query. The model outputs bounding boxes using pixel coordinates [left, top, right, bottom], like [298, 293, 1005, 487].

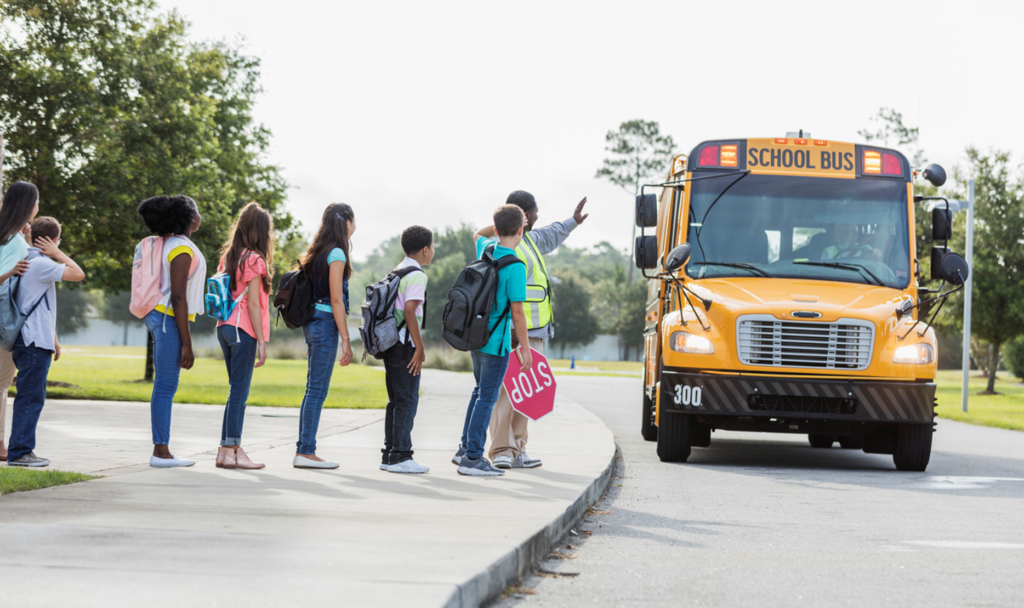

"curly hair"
[137, 195, 199, 236]
[401, 225, 433, 255]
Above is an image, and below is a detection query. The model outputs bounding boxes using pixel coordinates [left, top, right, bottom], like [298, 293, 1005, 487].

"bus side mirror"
[922, 164, 946, 187]
[635, 235, 659, 269]
[635, 194, 658, 228]
[932, 207, 952, 240]
[938, 251, 969, 286]
[664, 243, 692, 273]
[930, 246, 948, 280]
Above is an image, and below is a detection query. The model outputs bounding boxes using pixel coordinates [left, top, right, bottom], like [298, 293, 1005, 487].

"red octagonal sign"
[502, 347, 557, 421]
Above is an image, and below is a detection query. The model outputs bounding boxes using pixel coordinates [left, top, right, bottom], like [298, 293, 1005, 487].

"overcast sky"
[160, 0, 1022, 259]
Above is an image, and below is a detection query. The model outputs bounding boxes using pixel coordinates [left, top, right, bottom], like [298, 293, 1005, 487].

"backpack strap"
[390, 267, 427, 340]
[24, 292, 48, 321]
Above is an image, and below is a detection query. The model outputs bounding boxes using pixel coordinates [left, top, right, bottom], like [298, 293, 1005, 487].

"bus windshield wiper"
[692, 261, 772, 278]
[793, 261, 884, 286]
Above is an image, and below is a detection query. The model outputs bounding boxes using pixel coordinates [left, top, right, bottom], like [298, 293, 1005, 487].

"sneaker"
[451, 444, 466, 466]
[457, 457, 505, 477]
[387, 459, 429, 474]
[492, 454, 514, 469]
[150, 455, 196, 468]
[8, 452, 49, 467]
[379, 463, 390, 471]
[512, 453, 543, 469]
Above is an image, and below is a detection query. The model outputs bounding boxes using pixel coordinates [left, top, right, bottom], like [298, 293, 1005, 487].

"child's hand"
[408, 346, 426, 376]
[520, 349, 533, 372]
[255, 340, 267, 368]
[180, 345, 195, 370]
[10, 259, 29, 276]
[53, 340, 61, 361]
[339, 340, 353, 367]
[34, 236, 60, 257]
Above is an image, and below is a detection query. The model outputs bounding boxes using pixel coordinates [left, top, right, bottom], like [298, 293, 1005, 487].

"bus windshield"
[685, 173, 911, 289]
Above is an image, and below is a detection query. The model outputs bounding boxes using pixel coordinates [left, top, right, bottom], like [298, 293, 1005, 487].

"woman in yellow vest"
[474, 190, 590, 469]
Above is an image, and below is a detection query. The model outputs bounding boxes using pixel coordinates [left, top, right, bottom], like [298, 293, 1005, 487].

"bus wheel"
[893, 423, 932, 472]
[657, 411, 692, 462]
[839, 435, 864, 449]
[808, 434, 836, 448]
[641, 388, 657, 442]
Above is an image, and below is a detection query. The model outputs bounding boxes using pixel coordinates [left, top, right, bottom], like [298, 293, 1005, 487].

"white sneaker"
[512, 453, 543, 468]
[293, 455, 339, 469]
[379, 463, 390, 471]
[387, 460, 429, 474]
[492, 454, 514, 469]
[149, 455, 196, 468]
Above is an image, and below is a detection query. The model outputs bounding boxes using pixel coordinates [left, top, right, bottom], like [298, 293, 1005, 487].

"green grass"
[548, 359, 642, 372]
[0, 468, 97, 495]
[934, 369, 1024, 432]
[31, 346, 389, 409]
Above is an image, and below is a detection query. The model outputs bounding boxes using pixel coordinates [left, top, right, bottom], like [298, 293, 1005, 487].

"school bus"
[636, 136, 968, 471]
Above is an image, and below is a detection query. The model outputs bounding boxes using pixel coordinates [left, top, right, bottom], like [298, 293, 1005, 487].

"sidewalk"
[0, 369, 615, 607]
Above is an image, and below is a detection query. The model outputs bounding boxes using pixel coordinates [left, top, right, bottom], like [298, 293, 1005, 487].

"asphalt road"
[495, 375, 1024, 608]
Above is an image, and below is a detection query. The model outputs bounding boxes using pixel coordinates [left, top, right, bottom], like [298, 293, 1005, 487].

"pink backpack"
[129, 236, 199, 318]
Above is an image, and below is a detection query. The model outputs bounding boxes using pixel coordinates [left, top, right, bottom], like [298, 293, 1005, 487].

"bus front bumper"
[660, 371, 936, 424]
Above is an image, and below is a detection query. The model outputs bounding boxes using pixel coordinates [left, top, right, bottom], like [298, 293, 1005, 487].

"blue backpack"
[205, 273, 248, 322]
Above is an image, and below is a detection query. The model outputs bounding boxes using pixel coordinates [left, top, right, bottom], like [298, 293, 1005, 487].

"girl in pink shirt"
[215, 203, 275, 470]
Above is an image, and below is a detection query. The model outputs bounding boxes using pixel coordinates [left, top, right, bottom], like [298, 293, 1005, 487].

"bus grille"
[736, 315, 874, 370]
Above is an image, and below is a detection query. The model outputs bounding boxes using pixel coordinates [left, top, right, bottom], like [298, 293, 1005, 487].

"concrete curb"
[443, 448, 617, 608]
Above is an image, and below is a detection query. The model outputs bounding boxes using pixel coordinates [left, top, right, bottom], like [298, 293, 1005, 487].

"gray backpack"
[359, 266, 425, 360]
[0, 275, 48, 352]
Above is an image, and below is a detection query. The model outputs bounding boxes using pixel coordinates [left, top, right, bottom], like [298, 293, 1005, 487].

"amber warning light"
[864, 150, 902, 176]
[698, 144, 739, 168]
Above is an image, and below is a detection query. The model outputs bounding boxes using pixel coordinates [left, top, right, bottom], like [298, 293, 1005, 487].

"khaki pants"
[488, 337, 544, 460]
[0, 348, 16, 445]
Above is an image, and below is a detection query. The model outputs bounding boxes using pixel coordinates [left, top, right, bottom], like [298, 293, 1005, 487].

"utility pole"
[960, 179, 975, 412]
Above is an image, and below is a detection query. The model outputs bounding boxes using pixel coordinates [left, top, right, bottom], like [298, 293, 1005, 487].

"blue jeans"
[145, 310, 182, 445]
[217, 325, 257, 446]
[461, 351, 508, 460]
[7, 336, 52, 462]
[297, 309, 338, 454]
[382, 340, 421, 465]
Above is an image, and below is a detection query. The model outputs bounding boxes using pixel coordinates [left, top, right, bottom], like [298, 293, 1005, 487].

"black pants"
[382, 340, 421, 465]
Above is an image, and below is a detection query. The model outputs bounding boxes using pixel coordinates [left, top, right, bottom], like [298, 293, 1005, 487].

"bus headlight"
[893, 343, 934, 364]
[670, 331, 715, 354]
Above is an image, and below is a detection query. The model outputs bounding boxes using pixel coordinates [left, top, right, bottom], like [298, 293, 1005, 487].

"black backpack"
[359, 266, 425, 360]
[442, 248, 524, 351]
[273, 262, 315, 329]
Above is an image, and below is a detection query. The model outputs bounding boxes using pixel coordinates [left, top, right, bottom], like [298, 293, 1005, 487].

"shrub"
[424, 346, 473, 372]
[1004, 336, 1024, 381]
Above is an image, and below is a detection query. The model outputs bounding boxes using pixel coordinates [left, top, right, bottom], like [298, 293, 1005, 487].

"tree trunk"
[984, 342, 1000, 394]
[144, 332, 155, 382]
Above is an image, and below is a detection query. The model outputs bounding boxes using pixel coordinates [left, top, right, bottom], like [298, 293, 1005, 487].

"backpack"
[273, 261, 315, 330]
[205, 254, 251, 322]
[0, 276, 48, 352]
[129, 235, 199, 319]
[358, 266, 425, 360]
[442, 248, 524, 352]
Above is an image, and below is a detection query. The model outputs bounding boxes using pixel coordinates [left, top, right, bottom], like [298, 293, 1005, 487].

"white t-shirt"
[154, 235, 207, 320]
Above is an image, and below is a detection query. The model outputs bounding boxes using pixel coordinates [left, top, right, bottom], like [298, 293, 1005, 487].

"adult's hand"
[573, 197, 589, 225]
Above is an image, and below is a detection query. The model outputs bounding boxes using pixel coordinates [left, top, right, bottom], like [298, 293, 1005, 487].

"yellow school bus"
[636, 136, 968, 471]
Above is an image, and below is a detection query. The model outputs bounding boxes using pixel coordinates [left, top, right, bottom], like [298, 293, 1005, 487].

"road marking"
[905, 541, 1024, 549]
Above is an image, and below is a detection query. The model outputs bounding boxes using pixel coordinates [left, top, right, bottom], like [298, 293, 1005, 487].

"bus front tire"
[808, 434, 836, 448]
[657, 411, 692, 463]
[893, 423, 932, 472]
[641, 389, 657, 442]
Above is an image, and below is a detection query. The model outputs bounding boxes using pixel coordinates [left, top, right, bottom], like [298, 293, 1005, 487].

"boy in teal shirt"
[454, 205, 532, 476]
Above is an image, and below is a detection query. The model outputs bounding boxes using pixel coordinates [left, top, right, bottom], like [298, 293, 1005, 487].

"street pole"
[960, 179, 975, 413]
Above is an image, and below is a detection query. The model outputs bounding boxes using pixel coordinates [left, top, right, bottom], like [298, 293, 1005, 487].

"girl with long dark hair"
[293, 203, 355, 469]
[0, 182, 38, 461]
[137, 194, 207, 468]
[214, 202, 275, 470]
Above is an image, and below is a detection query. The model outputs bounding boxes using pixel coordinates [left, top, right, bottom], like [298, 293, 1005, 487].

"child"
[293, 203, 356, 469]
[137, 194, 207, 468]
[0, 181, 38, 461]
[380, 226, 434, 474]
[7, 217, 85, 467]
[453, 205, 532, 477]
[214, 203, 275, 470]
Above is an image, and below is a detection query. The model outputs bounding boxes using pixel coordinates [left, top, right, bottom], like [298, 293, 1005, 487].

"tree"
[593, 264, 647, 360]
[595, 120, 675, 283]
[858, 107, 925, 167]
[101, 292, 142, 346]
[1, 0, 293, 378]
[550, 271, 598, 351]
[946, 148, 1024, 394]
[55, 286, 97, 338]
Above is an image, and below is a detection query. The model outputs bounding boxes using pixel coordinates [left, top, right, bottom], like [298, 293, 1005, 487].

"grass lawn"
[28, 346, 388, 409]
[0, 468, 97, 495]
[934, 369, 1024, 432]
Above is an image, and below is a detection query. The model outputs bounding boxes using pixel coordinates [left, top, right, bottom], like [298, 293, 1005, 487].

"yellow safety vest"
[515, 233, 552, 330]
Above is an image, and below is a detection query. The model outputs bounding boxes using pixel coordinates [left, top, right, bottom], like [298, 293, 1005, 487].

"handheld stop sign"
[502, 347, 557, 421]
